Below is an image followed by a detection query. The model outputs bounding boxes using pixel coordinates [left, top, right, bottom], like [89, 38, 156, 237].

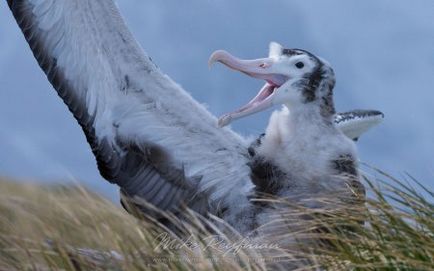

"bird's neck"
[284, 103, 335, 140]
[258, 103, 340, 165]
[270, 104, 342, 183]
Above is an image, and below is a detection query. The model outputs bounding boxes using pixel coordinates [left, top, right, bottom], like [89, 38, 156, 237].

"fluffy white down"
[257, 106, 358, 194]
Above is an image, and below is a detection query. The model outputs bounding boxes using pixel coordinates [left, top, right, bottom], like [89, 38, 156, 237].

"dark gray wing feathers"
[7, 0, 209, 217]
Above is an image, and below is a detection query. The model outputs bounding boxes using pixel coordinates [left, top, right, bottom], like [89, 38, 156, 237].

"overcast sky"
[0, 0, 433, 200]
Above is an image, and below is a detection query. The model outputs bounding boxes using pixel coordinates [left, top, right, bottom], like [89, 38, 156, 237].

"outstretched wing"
[7, 0, 254, 217]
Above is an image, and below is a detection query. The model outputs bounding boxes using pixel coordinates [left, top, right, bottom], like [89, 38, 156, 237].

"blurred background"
[0, 0, 433, 200]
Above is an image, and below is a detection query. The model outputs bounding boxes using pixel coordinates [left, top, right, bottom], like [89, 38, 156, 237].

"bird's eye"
[295, 62, 304, 69]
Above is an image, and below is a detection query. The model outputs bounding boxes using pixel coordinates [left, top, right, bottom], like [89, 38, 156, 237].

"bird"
[208, 44, 371, 232]
[6, 0, 383, 235]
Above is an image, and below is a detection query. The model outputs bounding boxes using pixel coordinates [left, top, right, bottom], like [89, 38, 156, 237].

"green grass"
[0, 169, 432, 270]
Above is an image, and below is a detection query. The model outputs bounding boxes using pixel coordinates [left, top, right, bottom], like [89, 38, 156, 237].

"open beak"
[209, 50, 287, 127]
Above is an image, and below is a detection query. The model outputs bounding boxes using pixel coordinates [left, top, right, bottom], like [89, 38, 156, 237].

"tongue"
[217, 83, 275, 127]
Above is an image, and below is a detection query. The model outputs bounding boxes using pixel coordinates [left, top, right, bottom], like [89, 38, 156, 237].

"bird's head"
[209, 42, 336, 127]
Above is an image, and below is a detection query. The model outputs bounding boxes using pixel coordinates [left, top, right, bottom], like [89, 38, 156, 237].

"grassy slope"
[0, 170, 432, 271]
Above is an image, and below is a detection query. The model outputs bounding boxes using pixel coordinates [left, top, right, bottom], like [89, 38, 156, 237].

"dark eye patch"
[295, 62, 304, 69]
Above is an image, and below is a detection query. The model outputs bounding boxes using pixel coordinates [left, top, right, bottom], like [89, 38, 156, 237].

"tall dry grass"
[0, 168, 432, 270]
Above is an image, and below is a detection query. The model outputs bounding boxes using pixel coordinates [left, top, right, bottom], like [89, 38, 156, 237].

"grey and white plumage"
[335, 110, 384, 141]
[6, 0, 383, 234]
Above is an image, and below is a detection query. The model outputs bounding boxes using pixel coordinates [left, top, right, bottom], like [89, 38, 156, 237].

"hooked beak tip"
[208, 50, 231, 69]
[208, 60, 215, 69]
[208, 51, 218, 69]
[208, 57, 215, 69]
[217, 114, 232, 128]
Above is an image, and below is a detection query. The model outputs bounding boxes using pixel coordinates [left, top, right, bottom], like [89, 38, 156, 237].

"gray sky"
[0, 0, 433, 200]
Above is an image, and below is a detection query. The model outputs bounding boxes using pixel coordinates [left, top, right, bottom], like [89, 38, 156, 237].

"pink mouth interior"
[210, 50, 292, 126]
[256, 83, 277, 103]
[235, 83, 277, 113]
